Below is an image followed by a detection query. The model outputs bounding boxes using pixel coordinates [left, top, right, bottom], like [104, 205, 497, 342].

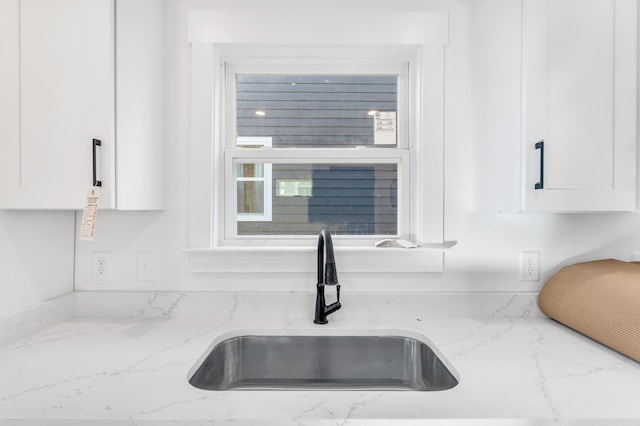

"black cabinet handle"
[534, 140, 544, 190]
[92, 138, 102, 187]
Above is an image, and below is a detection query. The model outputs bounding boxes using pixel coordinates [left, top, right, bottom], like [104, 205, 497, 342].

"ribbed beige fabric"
[538, 259, 640, 363]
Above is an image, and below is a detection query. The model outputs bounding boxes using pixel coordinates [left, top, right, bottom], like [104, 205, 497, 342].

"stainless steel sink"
[189, 334, 458, 391]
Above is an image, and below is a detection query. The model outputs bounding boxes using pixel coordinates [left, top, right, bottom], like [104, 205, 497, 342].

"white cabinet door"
[0, 0, 114, 209]
[0, 0, 164, 210]
[522, 0, 637, 211]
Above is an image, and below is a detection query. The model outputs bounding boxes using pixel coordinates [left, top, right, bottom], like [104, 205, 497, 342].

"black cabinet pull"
[534, 140, 544, 190]
[92, 138, 102, 187]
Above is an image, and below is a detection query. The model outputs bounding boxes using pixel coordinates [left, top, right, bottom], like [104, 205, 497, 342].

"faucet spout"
[314, 229, 341, 324]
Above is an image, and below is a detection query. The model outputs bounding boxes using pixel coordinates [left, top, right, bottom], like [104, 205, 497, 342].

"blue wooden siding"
[236, 74, 397, 147]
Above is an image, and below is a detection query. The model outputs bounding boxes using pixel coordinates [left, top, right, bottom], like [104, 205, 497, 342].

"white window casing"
[186, 4, 450, 274]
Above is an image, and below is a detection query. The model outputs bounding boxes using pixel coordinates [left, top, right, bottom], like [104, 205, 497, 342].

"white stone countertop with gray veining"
[0, 291, 639, 425]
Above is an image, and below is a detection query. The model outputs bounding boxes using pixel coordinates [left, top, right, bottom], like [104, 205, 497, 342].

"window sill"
[184, 242, 456, 274]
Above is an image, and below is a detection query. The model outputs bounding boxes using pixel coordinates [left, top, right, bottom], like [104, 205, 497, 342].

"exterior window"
[235, 137, 272, 222]
[227, 70, 409, 240]
[276, 179, 312, 197]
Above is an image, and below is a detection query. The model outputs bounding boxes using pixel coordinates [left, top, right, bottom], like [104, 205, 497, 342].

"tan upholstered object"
[538, 259, 640, 362]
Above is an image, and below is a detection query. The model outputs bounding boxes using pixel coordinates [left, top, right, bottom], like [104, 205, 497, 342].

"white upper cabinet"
[20, 0, 113, 209]
[0, 0, 164, 210]
[522, 0, 637, 211]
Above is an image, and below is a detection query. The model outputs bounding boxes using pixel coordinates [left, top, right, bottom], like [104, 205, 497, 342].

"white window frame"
[224, 61, 411, 245]
[186, 5, 449, 274]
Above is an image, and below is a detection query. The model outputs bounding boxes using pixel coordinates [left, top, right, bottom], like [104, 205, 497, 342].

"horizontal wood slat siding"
[236, 74, 397, 147]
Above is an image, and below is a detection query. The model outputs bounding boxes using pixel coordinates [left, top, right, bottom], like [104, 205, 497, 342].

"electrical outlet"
[92, 251, 112, 281]
[520, 251, 540, 281]
[137, 250, 156, 281]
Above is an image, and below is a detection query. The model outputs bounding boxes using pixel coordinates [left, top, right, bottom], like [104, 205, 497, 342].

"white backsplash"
[72, 291, 543, 319]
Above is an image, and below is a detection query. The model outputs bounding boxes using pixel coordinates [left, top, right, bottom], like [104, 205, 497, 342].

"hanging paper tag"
[79, 187, 101, 241]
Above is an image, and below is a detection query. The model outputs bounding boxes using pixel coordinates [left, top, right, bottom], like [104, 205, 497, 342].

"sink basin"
[189, 334, 458, 391]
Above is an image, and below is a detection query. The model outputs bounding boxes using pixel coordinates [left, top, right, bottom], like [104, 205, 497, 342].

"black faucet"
[313, 229, 341, 324]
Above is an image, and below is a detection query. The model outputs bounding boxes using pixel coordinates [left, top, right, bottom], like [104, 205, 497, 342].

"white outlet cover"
[92, 251, 112, 281]
[519, 251, 540, 281]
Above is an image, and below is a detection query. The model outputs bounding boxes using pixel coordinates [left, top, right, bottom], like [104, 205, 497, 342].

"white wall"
[0, 211, 75, 316]
[74, 0, 640, 293]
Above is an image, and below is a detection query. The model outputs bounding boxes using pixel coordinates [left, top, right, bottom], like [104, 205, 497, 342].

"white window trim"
[186, 6, 450, 273]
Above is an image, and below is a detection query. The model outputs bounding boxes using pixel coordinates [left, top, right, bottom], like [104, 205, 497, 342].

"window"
[235, 137, 272, 222]
[227, 70, 408, 239]
[187, 7, 448, 273]
[276, 179, 312, 197]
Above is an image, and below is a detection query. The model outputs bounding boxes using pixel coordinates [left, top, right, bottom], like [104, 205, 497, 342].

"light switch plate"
[137, 250, 157, 281]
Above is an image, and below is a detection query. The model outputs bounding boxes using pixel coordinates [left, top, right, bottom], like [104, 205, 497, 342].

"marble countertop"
[0, 291, 639, 425]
